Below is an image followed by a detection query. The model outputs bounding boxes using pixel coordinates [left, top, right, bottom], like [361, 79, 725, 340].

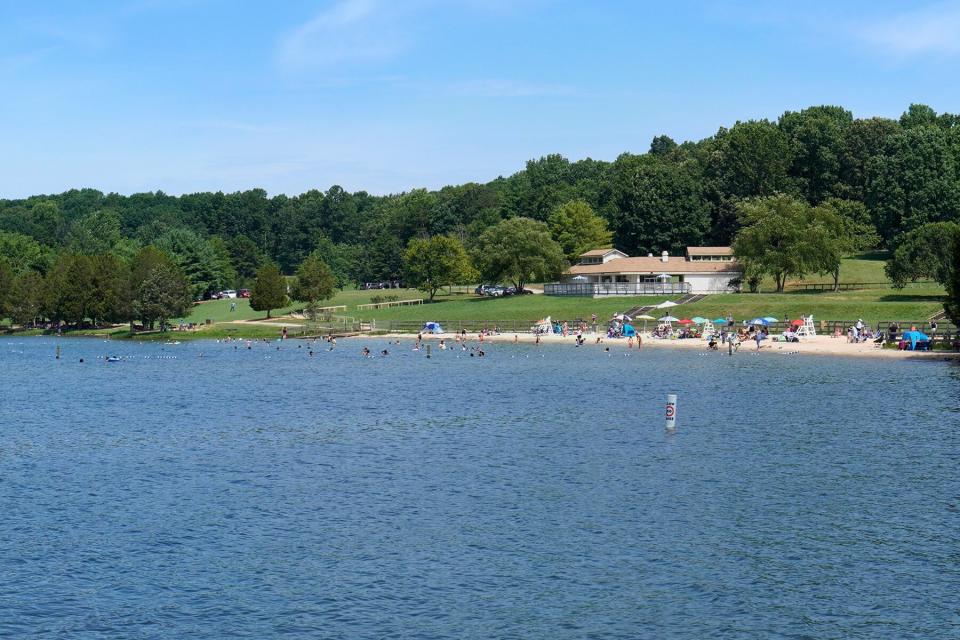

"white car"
[221, 290, 238, 299]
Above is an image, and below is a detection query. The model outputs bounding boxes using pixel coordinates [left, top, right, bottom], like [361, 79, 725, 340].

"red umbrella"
[791, 319, 803, 326]
[678, 318, 694, 325]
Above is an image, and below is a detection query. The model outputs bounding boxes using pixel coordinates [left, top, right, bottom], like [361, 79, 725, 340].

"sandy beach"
[372, 330, 959, 360]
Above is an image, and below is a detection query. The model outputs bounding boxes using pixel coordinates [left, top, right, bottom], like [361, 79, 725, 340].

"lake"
[1, 337, 958, 639]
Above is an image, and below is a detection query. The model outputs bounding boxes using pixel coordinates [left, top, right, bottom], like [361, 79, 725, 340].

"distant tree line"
[3, 102, 960, 327]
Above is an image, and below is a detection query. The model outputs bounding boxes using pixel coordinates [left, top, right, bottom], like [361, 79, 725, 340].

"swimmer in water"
[361, 347, 371, 357]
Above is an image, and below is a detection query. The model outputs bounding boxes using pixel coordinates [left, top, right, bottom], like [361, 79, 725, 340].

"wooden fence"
[356, 299, 424, 311]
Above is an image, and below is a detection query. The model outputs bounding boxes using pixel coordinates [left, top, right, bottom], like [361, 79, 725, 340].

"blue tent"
[622, 323, 636, 337]
[902, 330, 929, 350]
[422, 322, 444, 334]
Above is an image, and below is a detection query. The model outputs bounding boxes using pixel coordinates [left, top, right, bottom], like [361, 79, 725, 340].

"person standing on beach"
[755, 330, 762, 351]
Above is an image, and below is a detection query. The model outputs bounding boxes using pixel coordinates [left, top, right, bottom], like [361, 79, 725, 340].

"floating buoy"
[665, 394, 677, 432]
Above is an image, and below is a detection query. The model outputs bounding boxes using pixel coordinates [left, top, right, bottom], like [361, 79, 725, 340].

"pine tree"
[250, 263, 288, 319]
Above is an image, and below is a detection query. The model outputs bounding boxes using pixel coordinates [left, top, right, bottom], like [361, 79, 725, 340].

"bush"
[370, 294, 400, 304]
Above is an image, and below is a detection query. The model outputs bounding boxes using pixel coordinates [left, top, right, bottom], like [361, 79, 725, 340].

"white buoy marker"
[665, 394, 677, 431]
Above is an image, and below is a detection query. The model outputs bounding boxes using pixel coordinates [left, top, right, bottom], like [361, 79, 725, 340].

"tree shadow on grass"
[879, 293, 945, 303]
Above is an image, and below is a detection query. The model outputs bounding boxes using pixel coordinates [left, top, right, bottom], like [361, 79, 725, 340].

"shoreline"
[4, 328, 957, 361]
[363, 331, 960, 361]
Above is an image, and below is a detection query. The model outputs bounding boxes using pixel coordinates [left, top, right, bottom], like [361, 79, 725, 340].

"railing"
[356, 299, 424, 310]
[787, 281, 938, 292]
[544, 282, 692, 296]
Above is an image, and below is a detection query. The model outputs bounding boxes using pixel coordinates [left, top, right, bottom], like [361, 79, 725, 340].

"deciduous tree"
[885, 222, 960, 288]
[473, 217, 565, 292]
[733, 195, 824, 292]
[403, 236, 476, 301]
[548, 200, 613, 262]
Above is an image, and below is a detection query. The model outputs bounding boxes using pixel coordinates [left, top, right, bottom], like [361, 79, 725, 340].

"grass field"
[172, 253, 947, 332]
[5, 253, 946, 341]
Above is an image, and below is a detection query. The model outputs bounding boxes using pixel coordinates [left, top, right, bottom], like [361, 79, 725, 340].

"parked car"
[238, 289, 251, 298]
[486, 286, 507, 297]
[221, 290, 238, 299]
[515, 288, 534, 295]
[475, 284, 498, 296]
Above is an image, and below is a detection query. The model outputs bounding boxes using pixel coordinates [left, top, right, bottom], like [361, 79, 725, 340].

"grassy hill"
[176, 253, 946, 333]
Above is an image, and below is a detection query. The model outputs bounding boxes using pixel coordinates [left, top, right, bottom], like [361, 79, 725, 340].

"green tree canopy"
[0, 258, 12, 318]
[249, 263, 288, 318]
[156, 227, 231, 298]
[292, 252, 337, 304]
[8, 270, 44, 327]
[813, 198, 879, 290]
[611, 154, 709, 256]
[885, 222, 960, 288]
[0, 231, 52, 274]
[227, 234, 264, 284]
[403, 235, 476, 301]
[473, 217, 566, 291]
[548, 200, 613, 262]
[132, 262, 192, 330]
[733, 195, 828, 292]
[944, 230, 960, 325]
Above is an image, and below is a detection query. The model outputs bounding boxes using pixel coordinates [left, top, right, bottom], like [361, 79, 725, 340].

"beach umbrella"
[655, 300, 678, 309]
[692, 316, 707, 324]
[678, 318, 694, 325]
[656, 273, 671, 280]
[635, 314, 655, 332]
[659, 315, 679, 322]
[712, 317, 727, 324]
[571, 275, 588, 281]
[790, 319, 804, 326]
[762, 316, 779, 323]
[748, 318, 769, 326]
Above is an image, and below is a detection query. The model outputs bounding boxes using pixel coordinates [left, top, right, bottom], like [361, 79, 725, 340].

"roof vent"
[661, 250, 669, 263]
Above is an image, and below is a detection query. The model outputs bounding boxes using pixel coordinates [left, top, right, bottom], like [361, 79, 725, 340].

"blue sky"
[2, 0, 960, 198]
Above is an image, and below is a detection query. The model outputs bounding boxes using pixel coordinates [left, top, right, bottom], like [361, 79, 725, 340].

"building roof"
[578, 248, 625, 257]
[686, 246, 734, 256]
[568, 256, 741, 275]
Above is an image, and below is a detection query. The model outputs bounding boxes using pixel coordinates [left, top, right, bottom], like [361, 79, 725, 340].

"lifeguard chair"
[702, 320, 715, 339]
[795, 315, 816, 337]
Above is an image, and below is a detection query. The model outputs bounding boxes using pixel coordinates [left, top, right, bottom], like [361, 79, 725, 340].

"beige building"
[544, 247, 742, 296]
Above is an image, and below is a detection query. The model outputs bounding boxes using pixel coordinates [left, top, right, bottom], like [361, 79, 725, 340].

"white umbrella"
[656, 273, 671, 280]
[655, 300, 678, 309]
[659, 315, 679, 322]
[571, 275, 588, 281]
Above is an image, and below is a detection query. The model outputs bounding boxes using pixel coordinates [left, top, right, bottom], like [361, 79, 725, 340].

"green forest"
[2, 102, 960, 329]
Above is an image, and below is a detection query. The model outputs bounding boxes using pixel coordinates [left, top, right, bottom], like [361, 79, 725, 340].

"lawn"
[170, 254, 948, 334]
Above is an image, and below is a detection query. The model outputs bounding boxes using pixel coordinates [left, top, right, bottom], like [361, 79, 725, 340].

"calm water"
[1, 337, 958, 639]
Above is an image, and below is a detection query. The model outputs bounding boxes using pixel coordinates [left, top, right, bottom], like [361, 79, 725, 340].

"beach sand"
[371, 331, 959, 360]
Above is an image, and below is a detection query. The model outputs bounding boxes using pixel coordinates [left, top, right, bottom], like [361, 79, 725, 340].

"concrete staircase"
[622, 293, 707, 318]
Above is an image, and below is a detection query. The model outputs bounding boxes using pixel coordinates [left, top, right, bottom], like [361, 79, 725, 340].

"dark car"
[238, 289, 251, 298]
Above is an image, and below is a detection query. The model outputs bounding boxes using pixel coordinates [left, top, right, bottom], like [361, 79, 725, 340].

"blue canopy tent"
[902, 330, 929, 350]
[422, 322, 444, 334]
[622, 323, 636, 337]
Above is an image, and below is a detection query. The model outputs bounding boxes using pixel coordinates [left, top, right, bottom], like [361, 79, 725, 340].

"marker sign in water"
[665, 394, 677, 431]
